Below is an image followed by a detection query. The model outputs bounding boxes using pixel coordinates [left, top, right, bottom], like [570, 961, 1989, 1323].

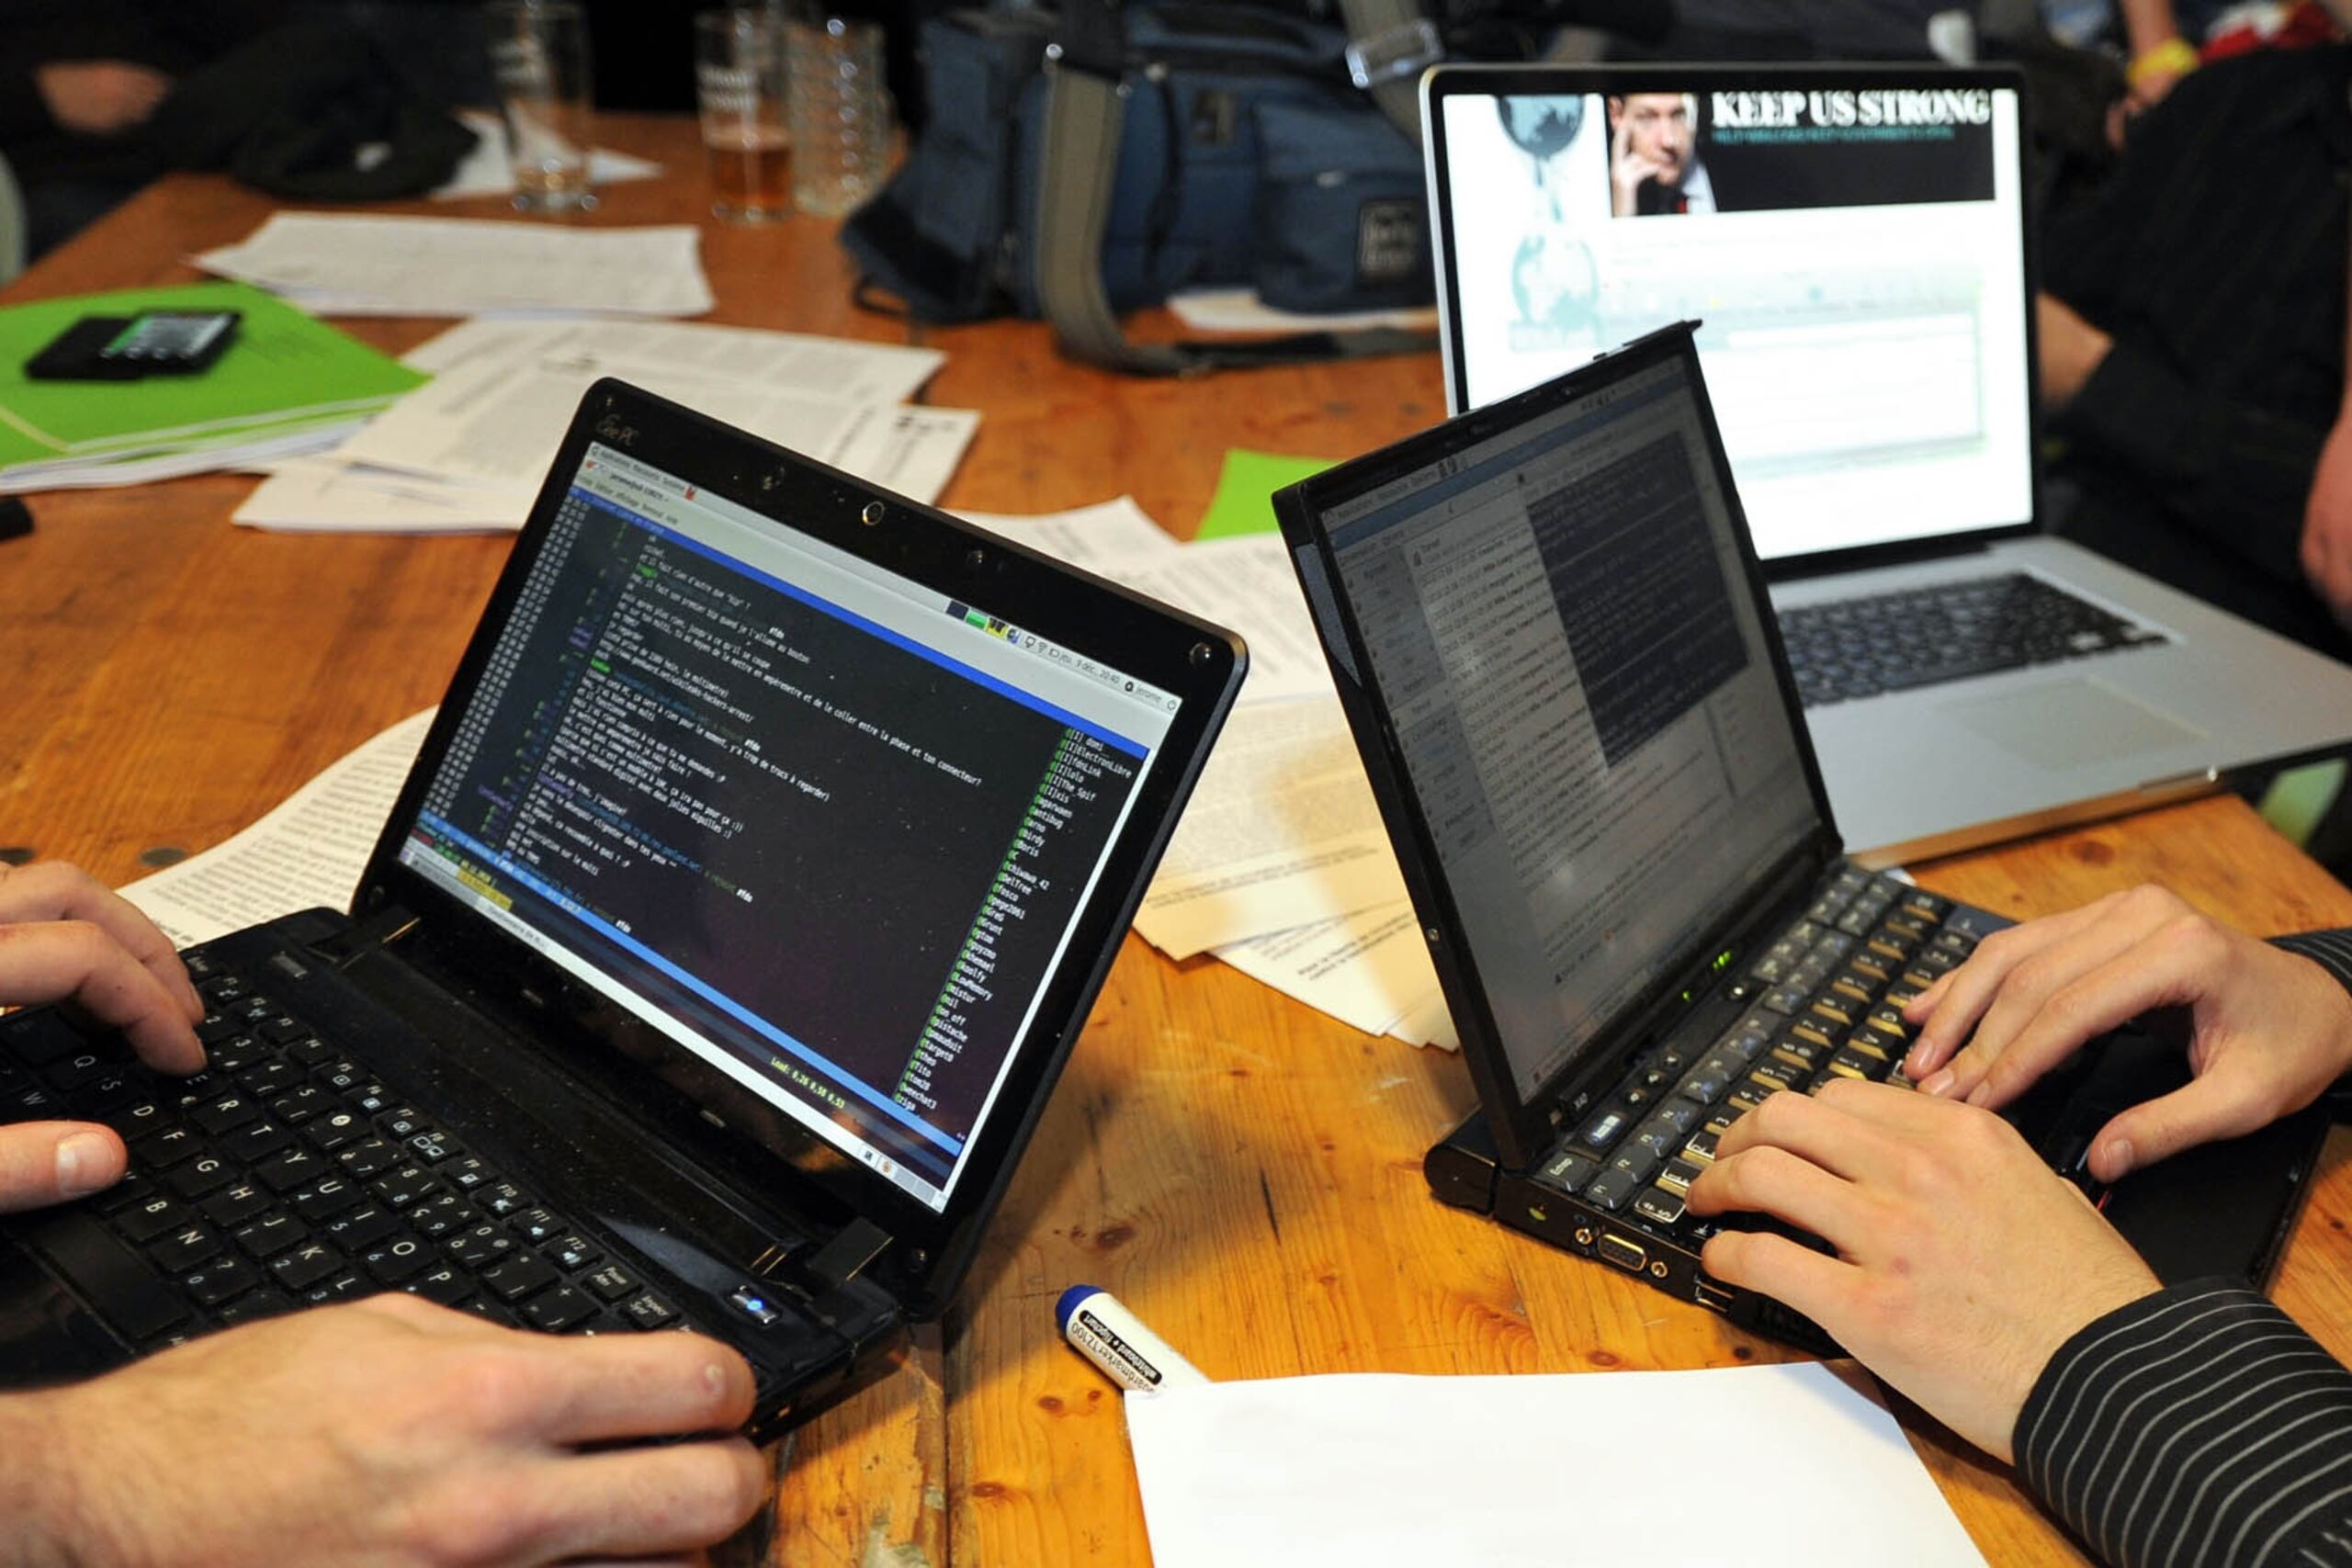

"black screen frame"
[1278, 324, 1841, 1168]
[355, 378, 1247, 1311]
[1420, 60, 2044, 584]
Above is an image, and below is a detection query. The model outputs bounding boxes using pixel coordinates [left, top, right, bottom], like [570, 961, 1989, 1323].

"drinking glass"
[696, 9, 793, 222]
[488, 1, 596, 213]
[786, 16, 889, 219]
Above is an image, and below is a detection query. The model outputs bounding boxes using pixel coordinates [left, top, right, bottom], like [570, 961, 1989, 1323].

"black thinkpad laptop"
[1274, 325, 2323, 1349]
[0, 379, 1244, 1437]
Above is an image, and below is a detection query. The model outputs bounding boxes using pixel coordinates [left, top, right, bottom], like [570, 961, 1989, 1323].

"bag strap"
[1033, 0, 1436, 377]
[1331, 0, 1430, 143]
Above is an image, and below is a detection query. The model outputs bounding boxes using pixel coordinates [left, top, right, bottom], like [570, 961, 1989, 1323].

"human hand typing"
[1686, 1080, 2158, 1461]
[0, 861, 202, 1214]
[1898, 884, 2352, 1182]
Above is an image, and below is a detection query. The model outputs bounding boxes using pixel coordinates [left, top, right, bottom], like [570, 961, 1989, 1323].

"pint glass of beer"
[696, 8, 792, 222]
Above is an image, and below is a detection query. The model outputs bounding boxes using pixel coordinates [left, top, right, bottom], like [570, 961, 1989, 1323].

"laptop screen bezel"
[1278, 325, 1842, 1167]
[353, 378, 1246, 1309]
[1421, 60, 2045, 583]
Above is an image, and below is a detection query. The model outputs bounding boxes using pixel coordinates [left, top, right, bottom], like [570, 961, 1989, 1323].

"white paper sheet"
[1135, 700, 1408, 960]
[195, 213, 715, 318]
[400, 316, 943, 407]
[433, 110, 665, 201]
[119, 712, 435, 948]
[1386, 986, 1457, 1052]
[1213, 900, 1442, 1040]
[233, 457, 533, 533]
[1124, 1364, 1984, 1568]
[333, 355, 978, 503]
[956, 496, 1182, 572]
[1119, 535, 1336, 705]
[1169, 288, 1440, 335]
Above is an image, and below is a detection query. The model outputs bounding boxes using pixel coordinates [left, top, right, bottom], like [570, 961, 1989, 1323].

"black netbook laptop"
[1274, 324, 2324, 1350]
[0, 379, 1244, 1437]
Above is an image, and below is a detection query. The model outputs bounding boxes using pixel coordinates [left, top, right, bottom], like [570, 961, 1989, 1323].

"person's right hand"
[0, 860, 205, 1217]
[1899, 884, 2352, 1183]
[32, 61, 171, 136]
[9, 1293, 766, 1566]
[1609, 110, 1663, 219]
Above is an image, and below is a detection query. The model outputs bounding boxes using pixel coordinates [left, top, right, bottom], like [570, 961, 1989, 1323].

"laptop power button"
[728, 1285, 784, 1325]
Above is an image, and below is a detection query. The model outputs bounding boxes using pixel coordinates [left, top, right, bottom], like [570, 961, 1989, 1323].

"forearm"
[0, 1393, 80, 1568]
[2120, 0, 2183, 54]
[2016, 1280, 2352, 1568]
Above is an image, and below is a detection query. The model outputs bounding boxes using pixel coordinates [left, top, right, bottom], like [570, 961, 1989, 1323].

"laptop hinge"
[772, 1215, 891, 1291]
[311, 903, 422, 970]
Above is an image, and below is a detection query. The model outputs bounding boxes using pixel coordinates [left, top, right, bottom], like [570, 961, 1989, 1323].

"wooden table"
[7, 117, 2352, 1567]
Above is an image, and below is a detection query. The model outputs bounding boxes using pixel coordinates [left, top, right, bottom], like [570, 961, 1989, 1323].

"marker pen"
[1055, 1284, 1209, 1393]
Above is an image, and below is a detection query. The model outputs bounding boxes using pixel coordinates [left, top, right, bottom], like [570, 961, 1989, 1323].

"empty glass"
[786, 16, 888, 219]
[488, 1, 596, 213]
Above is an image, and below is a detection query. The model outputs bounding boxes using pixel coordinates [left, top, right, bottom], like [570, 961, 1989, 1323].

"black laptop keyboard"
[0, 954, 699, 1353]
[1530, 867, 1979, 1236]
[1779, 572, 2169, 708]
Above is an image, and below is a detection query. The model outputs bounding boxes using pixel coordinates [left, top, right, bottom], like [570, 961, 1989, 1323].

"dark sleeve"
[0, 62, 58, 144]
[2015, 1280, 2352, 1568]
[2058, 349, 2329, 590]
[2274, 931, 2352, 998]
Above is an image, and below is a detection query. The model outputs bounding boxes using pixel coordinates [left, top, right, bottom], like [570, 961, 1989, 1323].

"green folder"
[0, 282, 424, 480]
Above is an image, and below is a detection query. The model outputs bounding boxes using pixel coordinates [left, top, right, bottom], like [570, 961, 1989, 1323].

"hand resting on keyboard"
[0, 860, 767, 1567]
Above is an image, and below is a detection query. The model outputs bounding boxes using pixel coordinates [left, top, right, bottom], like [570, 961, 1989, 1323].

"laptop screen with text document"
[1434, 78, 2033, 563]
[392, 441, 1179, 1213]
[1317, 354, 1817, 1101]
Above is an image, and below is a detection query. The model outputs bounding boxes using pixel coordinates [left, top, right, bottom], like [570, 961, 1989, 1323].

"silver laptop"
[1422, 62, 2352, 862]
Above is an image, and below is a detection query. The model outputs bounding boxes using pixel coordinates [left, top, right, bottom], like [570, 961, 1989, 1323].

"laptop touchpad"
[1949, 679, 2204, 769]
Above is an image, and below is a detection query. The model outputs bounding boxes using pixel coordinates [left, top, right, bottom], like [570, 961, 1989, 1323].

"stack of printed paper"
[0, 282, 424, 493]
[962, 496, 1453, 1052]
[234, 317, 980, 533]
[195, 212, 715, 318]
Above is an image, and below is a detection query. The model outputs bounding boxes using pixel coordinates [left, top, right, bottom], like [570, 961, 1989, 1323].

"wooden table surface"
[8, 116, 2352, 1567]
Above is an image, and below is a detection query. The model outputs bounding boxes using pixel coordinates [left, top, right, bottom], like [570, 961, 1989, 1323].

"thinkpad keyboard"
[0, 953, 730, 1353]
[1528, 868, 1982, 1241]
[1779, 572, 2168, 707]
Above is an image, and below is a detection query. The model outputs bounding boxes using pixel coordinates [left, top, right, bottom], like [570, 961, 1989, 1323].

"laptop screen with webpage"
[1430, 73, 2033, 563]
[1312, 350, 1817, 1102]
[392, 441, 1180, 1213]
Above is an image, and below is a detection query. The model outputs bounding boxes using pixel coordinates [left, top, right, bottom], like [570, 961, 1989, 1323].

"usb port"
[1693, 1279, 1736, 1313]
[1596, 1233, 1646, 1274]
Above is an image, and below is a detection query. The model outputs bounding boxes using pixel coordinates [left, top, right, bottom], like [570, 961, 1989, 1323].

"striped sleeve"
[2015, 1280, 2352, 1568]
[2273, 931, 2352, 998]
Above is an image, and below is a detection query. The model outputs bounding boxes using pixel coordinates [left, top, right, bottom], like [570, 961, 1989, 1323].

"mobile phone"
[24, 310, 243, 380]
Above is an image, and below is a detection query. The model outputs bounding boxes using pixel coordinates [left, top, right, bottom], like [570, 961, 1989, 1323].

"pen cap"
[1057, 1285, 1209, 1391]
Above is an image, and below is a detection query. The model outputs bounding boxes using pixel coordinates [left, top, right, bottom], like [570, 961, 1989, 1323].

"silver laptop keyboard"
[1779, 572, 2167, 707]
[1529, 867, 1981, 1236]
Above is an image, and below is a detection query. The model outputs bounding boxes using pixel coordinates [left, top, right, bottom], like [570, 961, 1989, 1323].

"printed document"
[120, 712, 434, 948]
[1135, 701, 1408, 961]
[332, 355, 978, 503]
[196, 213, 716, 317]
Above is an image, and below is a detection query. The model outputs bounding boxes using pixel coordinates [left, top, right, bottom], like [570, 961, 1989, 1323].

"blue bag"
[841, 3, 1436, 372]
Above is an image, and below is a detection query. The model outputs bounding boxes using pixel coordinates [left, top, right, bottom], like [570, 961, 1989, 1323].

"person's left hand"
[2302, 410, 2352, 624]
[1686, 1080, 2159, 1461]
[0, 861, 206, 1214]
